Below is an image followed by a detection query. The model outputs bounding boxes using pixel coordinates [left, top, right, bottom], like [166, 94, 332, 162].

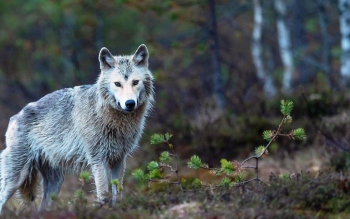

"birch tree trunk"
[251, 0, 277, 97]
[339, 0, 350, 84]
[208, 0, 225, 109]
[274, 0, 294, 93]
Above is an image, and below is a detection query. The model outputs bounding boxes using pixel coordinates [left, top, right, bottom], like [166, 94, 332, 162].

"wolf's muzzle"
[125, 99, 136, 111]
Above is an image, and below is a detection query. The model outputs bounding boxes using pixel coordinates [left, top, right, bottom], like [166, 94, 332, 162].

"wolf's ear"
[133, 44, 149, 67]
[99, 47, 115, 70]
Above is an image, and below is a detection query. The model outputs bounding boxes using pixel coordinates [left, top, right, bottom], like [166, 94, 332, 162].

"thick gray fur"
[0, 44, 154, 212]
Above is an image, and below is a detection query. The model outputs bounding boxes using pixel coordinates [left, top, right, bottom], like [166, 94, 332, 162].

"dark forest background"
[0, 0, 350, 172]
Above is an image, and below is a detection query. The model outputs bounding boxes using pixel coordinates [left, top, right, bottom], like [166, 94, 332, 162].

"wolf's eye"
[114, 82, 121, 87]
[132, 80, 139, 86]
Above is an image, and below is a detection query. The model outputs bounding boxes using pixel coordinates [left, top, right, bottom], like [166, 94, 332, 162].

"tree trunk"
[251, 0, 277, 97]
[274, 0, 294, 93]
[292, 0, 310, 85]
[339, 0, 350, 85]
[318, 0, 332, 87]
[208, 0, 225, 110]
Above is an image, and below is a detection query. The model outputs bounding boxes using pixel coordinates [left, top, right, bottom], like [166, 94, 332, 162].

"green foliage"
[188, 155, 205, 169]
[150, 133, 173, 145]
[111, 178, 120, 186]
[74, 189, 85, 199]
[262, 130, 274, 141]
[111, 179, 123, 192]
[192, 178, 202, 188]
[79, 171, 91, 183]
[255, 145, 265, 157]
[111, 179, 121, 191]
[147, 161, 159, 171]
[132, 169, 146, 180]
[219, 177, 233, 188]
[235, 172, 246, 182]
[220, 159, 234, 174]
[279, 173, 290, 181]
[134, 99, 307, 192]
[148, 169, 163, 179]
[50, 193, 58, 202]
[280, 99, 294, 115]
[159, 151, 170, 163]
[293, 128, 306, 140]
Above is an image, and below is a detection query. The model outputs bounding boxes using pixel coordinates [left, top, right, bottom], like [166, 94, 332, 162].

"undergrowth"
[132, 100, 306, 190]
[2, 171, 350, 218]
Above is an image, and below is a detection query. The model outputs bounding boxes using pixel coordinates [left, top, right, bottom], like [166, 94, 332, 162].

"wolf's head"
[97, 45, 154, 113]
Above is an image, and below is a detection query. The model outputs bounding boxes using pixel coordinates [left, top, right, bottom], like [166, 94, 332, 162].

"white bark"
[274, 0, 294, 93]
[339, 0, 350, 80]
[251, 0, 277, 97]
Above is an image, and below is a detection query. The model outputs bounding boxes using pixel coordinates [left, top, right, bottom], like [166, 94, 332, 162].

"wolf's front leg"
[91, 163, 109, 203]
[110, 158, 125, 205]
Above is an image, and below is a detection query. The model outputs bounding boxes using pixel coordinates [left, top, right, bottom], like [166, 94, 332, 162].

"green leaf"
[219, 177, 232, 187]
[164, 132, 173, 141]
[110, 178, 120, 186]
[74, 189, 85, 198]
[188, 155, 205, 169]
[280, 100, 294, 115]
[111, 179, 123, 192]
[279, 173, 290, 180]
[150, 134, 166, 144]
[150, 133, 173, 144]
[255, 145, 265, 157]
[147, 161, 159, 171]
[262, 130, 274, 142]
[79, 171, 91, 182]
[159, 151, 170, 163]
[132, 169, 146, 180]
[148, 169, 163, 179]
[192, 178, 202, 188]
[235, 172, 246, 182]
[220, 159, 234, 174]
[293, 128, 306, 140]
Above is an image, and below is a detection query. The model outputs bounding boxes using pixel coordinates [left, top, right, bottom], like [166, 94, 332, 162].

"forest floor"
[2, 145, 350, 219]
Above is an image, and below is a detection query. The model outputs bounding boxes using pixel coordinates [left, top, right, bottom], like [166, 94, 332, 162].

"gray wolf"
[0, 44, 154, 212]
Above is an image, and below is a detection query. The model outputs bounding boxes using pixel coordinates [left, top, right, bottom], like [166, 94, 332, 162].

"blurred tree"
[274, 0, 294, 93]
[292, 0, 310, 85]
[317, 0, 332, 87]
[339, 0, 350, 86]
[251, 0, 276, 97]
[208, 0, 226, 109]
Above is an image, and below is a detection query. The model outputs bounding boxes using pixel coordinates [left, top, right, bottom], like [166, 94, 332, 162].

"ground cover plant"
[132, 100, 306, 190]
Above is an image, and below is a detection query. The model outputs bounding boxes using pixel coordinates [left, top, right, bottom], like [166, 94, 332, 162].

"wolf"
[0, 44, 154, 212]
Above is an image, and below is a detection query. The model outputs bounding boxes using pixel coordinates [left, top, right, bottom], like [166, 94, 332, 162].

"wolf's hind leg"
[0, 149, 30, 213]
[38, 166, 64, 211]
[17, 169, 39, 209]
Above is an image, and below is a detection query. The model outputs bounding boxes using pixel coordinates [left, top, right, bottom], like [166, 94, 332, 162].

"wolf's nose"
[125, 100, 135, 110]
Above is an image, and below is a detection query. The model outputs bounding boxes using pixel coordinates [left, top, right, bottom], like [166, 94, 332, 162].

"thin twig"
[168, 141, 184, 191]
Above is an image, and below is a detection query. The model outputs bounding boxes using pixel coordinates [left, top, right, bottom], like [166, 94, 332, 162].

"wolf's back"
[7, 85, 95, 171]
